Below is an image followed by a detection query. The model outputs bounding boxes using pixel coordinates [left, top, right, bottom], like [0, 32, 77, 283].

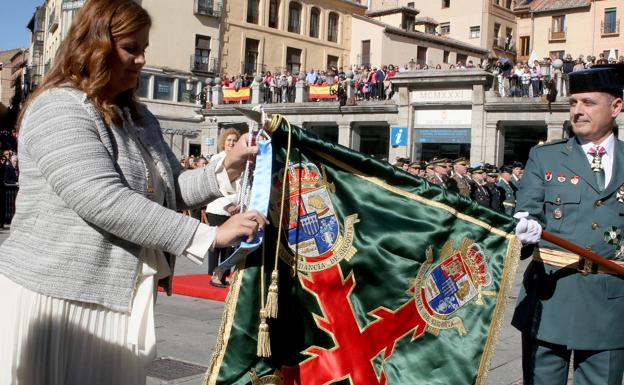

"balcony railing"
[549, 27, 566, 41]
[194, 0, 222, 17]
[602, 19, 620, 35]
[190, 55, 219, 73]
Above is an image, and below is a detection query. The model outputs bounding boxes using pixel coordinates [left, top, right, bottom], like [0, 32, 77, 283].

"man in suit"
[513, 64, 624, 385]
[447, 157, 471, 197]
[498, 165, 518, 216]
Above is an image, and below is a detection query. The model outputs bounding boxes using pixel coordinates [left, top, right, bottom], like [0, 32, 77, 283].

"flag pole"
[541, 230, 624, 276]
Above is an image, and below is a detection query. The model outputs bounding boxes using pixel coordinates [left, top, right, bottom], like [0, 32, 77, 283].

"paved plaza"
[0, 226, 530, 385]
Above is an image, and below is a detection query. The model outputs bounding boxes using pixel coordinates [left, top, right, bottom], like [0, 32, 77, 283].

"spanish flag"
[308, 84, 338, 99]
[223, 87, 251, 102]
[205, 120, 521, 385]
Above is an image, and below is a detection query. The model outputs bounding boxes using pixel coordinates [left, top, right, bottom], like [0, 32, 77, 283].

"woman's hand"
[223, 133, 257, 182]
[214, 210, 269, 248]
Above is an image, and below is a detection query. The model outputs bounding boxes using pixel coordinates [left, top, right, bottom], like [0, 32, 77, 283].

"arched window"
[328, 12, 339, 43]
[309, 7, 320, 38]
[269, 0, 280, 28]
[288, 2, 301, 34]
[247, 0, 259, 24]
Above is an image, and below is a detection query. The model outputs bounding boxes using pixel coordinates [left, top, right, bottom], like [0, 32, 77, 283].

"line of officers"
[395, 157, 525, 215]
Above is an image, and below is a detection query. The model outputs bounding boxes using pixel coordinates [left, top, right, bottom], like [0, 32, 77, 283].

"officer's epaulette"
[535, 138, 567, 147]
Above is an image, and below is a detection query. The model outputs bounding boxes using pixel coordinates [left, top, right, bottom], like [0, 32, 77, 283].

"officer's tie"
[588, 145, 606, 191]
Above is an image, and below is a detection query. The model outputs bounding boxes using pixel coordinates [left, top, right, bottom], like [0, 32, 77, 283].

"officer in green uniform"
[513, 64, 624, 385]
[447, 157, 471, 197]
[497, 165, 517, 216]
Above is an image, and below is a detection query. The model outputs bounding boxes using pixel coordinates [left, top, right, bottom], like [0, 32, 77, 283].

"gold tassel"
[257, 309, 271, 357]
[265, 270, 279, 319]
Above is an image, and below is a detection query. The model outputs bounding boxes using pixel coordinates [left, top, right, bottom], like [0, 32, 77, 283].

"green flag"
[205, 118, 521, 385]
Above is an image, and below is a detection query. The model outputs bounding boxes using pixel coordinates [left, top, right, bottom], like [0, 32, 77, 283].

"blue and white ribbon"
[215, 138, 272, 273]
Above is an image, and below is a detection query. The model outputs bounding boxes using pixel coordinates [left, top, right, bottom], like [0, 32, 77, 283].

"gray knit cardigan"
[0, 87, 222, 313]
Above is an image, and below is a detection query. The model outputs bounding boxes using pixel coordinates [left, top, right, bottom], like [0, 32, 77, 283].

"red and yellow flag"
[309, 84, 338, 99]
[223, 87, 250, 102]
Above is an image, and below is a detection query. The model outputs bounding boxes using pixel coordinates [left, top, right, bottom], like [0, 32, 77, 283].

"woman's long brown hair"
[19, 0, 151, 128]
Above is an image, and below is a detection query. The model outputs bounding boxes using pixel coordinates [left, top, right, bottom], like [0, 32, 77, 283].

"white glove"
[513, 212, 542, 245]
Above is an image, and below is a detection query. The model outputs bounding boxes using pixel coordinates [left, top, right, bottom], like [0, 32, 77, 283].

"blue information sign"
[391, 127, 408, 147]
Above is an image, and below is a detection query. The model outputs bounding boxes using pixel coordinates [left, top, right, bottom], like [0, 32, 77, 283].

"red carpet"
[158, 274, 228, 302]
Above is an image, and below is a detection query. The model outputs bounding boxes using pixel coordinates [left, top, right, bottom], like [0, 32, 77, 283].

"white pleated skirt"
[0, 249, 170, 385]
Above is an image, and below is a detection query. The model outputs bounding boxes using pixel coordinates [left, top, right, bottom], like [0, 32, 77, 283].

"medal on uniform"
[570, 176, 579, 185]
[557, 174, 566, 183]
[618, 184, 624, 203]
[545, 171, 553, 182]
[553, 208, 562, 220]
[605, 226, 624, 260]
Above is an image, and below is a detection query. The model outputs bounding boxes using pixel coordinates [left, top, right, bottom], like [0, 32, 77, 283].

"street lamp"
[186, 76, 195, 92]
[408, 58, 416, 71]
[540, 60, 551, 79]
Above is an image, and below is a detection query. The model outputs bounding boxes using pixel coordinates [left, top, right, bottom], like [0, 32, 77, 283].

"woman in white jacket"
[0, 1, 267, 384]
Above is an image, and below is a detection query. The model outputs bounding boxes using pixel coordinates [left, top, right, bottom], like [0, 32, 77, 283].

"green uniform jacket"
[497, 178, 517, 216]
[512, 137, 624, 350]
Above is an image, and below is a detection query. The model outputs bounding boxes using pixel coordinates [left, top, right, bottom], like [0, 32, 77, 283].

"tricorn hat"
[569, 64, 624, 97]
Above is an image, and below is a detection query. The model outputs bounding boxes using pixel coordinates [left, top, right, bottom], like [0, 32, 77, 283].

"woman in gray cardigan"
[0, 1, 267, 384]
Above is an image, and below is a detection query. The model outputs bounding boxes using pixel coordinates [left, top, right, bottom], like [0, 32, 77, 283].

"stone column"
[201, 121, 220, 157]
[470, 85, 486, 165]
[555, 69, 563, 98]
[338, 122, 351, 148]
[546, 121, 566, 142]
[483, 122, 504, 165]
[251, 82, 261, 104]
[212, 85, 223, 106]
[295, 80, 308, 103]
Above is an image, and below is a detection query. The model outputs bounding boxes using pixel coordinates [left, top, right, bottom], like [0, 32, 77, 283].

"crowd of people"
[493, 53, 624, 98]
[0, 138, 19, 229]
[214, 53, 624, 107]
[394, 156, 523, 216]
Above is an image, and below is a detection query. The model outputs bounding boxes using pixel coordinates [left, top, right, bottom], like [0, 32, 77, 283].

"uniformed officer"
[513, 64, 624, 385]
[407, 161, 421, 176]
[498, 165, 518, 216]
[447, 157, 471, 197]
[395, 157, 410, 171]
[484, 165, 504, 212]
[511, 161, 523, 188]
[418, 161, 427, 178]
[469, 165, 490, 207]
[426, 158, 450, 187]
